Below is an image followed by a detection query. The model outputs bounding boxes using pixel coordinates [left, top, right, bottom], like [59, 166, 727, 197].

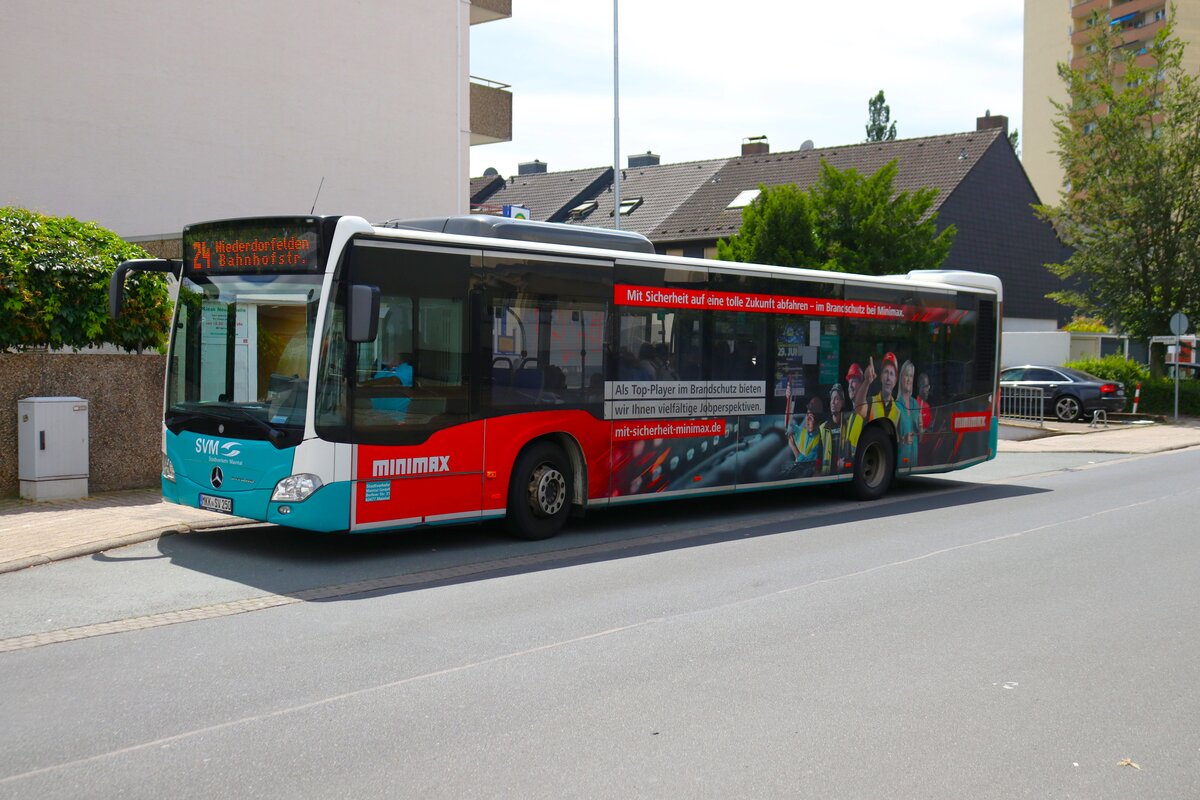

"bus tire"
[506, 441, 572, 540]
[850, 425, 895, 501]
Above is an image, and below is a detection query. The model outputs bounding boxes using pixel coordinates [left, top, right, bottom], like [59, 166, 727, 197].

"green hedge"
[1066, 355, 1200, 416]
[0, 207, 171, 352]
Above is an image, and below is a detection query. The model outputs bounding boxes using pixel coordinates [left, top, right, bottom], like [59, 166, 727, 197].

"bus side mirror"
[347, 284, 380, 343]
[109, 258, 181, 318]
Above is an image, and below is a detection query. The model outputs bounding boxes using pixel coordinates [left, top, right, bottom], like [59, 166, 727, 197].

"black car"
[999, 365, 1126, 422]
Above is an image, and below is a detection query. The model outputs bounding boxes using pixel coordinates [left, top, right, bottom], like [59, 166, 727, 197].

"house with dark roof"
[471, 163, 614, 223]
[470, 117, 1074, 331]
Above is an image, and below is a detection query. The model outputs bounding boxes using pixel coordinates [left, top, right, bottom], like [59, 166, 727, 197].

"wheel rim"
[527, 463, 566, 517]
[1056, 397, 1079, 420]
[861, 442, 885, 489]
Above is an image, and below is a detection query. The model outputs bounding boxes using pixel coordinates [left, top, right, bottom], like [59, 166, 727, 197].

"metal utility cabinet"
[18, 397, 89, 501]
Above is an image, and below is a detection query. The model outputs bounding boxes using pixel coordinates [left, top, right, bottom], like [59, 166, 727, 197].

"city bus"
[111, 214, 1002, 540]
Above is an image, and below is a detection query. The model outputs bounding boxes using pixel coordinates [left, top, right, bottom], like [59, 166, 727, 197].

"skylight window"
[727, 189, 761, 209]
[568, 200, 598, 220]
[612, 197, 643, 216]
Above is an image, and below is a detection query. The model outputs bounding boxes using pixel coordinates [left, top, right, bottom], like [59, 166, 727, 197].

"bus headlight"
[272, 474, 323, 502]
[162, 454, 176, 483]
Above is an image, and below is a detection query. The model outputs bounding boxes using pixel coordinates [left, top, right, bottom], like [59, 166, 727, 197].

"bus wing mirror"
[347, 284, 380, 343]
[109, 258, 180, 318]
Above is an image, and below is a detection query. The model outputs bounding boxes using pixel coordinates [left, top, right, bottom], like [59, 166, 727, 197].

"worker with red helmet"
[863, 352, 901, 426]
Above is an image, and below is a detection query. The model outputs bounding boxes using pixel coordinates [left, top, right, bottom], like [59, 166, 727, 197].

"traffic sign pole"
[1169, 312, 1189, 422]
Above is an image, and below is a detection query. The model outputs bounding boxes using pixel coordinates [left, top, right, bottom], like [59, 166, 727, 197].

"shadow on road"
[142, 475, 1048, 604]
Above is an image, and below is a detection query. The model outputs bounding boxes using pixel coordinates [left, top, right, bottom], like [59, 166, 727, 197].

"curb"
[0, 518, 255, 576]
[0, 526, 183, 575]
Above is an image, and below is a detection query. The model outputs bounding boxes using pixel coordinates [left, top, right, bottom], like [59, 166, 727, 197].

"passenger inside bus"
[370, 352, 413, 419]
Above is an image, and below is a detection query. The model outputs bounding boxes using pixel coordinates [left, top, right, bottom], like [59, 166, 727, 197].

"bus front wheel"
[506, 441, 572, 540]
[850, 426, 895, 501]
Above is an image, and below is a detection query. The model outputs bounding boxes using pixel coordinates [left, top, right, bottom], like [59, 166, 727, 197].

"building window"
[567, 200, 598, 220]
[726, 189, 761, 209]
[613, 197, 643, 216]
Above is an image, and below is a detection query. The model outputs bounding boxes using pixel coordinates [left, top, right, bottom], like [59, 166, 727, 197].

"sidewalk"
[0, 489, 253, 574]
[3, 417, 1200, 575]
[997, 414, 1200, 453]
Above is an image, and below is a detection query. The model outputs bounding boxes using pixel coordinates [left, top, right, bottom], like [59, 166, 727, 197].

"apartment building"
[1023, 0, 1200, 204]
[0, 1, 512, 246]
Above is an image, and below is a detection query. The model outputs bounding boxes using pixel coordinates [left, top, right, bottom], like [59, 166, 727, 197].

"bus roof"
[378, 214, 655, 254]
[356, 215, 1001, 302]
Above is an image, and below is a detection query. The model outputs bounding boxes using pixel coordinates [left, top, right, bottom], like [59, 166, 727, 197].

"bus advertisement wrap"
[136, 213, 1001, 540]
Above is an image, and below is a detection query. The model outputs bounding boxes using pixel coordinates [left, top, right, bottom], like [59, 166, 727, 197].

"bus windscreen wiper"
[167, 403, 290, 448]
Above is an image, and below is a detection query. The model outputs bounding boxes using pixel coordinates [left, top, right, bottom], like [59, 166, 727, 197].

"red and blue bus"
[111, 214, 1002, 540]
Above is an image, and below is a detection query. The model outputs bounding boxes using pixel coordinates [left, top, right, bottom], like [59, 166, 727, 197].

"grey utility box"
[18, 397, 89, 501]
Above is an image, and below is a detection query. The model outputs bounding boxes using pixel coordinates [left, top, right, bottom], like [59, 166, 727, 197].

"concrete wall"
[1002, 331, 1071, 368]
[1, 354, 165, 497]
[0, 1, 471, 238]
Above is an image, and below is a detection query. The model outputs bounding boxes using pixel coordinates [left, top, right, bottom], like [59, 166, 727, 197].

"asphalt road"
[2, 448, 1198, 798]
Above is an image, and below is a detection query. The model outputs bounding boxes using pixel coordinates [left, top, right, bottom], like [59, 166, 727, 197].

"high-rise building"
[1023, 0, 1200, 204]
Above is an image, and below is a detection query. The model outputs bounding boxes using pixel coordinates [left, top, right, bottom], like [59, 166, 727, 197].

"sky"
[468, 1, 1024, 179]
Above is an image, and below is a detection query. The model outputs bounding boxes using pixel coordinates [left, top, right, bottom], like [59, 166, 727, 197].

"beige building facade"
[0, 1, 511, 240]
[1023, 0, 1200, 204]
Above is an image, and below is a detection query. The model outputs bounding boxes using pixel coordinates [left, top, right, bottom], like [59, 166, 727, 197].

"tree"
[1036, 14, 1200, 351]
[809, 160, 955, 275]
[865, 90, 897, 142]
[715, 184, 820, 267]
[716, 160, 956, 276]
[0, 207, 172, 352]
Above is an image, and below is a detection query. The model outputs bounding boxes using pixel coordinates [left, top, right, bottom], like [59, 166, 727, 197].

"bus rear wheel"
[506, 441, 572, 540]
[850, 426, 895, 501]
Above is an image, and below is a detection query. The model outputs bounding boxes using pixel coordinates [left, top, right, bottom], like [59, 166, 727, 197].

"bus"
[111, 214, 1002, 540]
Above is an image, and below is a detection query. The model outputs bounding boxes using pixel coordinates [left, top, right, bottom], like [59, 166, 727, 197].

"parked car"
[999, 365, 1126, 422]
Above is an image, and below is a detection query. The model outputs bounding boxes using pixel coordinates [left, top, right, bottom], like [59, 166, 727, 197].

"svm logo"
[196, 438, 242, 458]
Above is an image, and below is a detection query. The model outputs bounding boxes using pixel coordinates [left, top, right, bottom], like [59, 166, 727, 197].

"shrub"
[1066, 355, 1200, 416]
[0, 207, 172, 352]
[1066, 354, 1148, 388]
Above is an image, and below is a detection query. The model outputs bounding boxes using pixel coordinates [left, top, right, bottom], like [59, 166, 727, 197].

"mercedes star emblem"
[211, 467, 224, 489]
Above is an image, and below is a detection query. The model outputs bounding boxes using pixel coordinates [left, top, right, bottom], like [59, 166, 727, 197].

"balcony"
[1109, 0, 1163, 19]
[1072, 0, 1108, 20]
[470, 76, 512, 145]
[470, 0, 511, 25]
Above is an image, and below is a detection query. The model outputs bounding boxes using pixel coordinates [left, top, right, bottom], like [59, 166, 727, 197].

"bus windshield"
[166, 273, 323, 442]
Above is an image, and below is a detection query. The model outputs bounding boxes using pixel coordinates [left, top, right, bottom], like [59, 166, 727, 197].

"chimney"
[628, 151, 660, 168]
[741, 135, 769, 157]
[976, 114, 1008, 138]
[518, 159, 547, 175]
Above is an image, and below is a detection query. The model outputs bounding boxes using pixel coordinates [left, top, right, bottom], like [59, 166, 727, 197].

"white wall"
[1002, 331, 1070, 368]
[1003, 316, 1059, 333]
[1, 1, 471, 238]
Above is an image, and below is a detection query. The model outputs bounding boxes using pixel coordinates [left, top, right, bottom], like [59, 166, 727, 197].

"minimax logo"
[196, 438, 242, 458]
[372, 455, 451, 478]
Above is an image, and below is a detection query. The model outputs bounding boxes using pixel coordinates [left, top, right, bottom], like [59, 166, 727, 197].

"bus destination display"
[184, 219, 322, 274]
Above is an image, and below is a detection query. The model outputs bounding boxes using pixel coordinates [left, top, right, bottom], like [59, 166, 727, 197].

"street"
[2, 447, 1199, 798]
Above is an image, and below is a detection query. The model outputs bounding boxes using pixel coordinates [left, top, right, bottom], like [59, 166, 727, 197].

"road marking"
[0, 481, 1166, 656]
[0, 493, 1174, 786]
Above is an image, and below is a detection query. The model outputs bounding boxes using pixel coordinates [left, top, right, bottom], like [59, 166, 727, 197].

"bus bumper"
[163, 476, 351, 532]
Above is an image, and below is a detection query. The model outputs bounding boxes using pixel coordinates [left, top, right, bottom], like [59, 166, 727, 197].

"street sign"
[1169, 312, 1189, 336]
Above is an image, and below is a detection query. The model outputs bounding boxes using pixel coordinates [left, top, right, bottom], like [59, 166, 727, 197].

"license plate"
[199, 494, 233, 514]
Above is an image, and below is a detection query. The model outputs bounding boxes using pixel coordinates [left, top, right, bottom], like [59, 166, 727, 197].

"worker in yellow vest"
[863, 352, 900, 426]
[820, 383, 862, 475]
[783, 379, 823, 478]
